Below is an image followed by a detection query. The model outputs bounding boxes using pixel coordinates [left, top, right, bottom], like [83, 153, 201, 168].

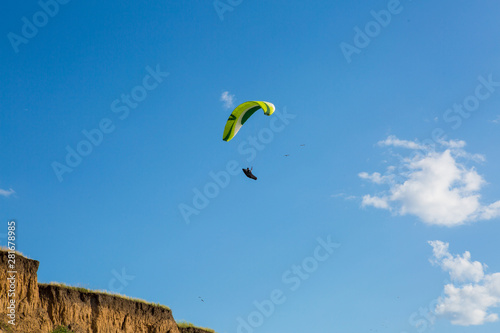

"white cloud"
[490, 115, 500, 124]
[361, 195, 389, 209]
[377, 135, 426, 150]
[358, 172, 393, 184]
[429, 240, 485, 283]
[0, 188, 15, 197]
[331, 193, 357, 200]
[359, 136, 500, 226]
[429, 241, 500, 326]
[480, 201, 500, 220]
[438, 139, 466, 149]
[220, 91, 235, 109]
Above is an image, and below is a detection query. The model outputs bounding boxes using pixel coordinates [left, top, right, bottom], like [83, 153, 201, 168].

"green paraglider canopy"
[222, 101, 275, 142]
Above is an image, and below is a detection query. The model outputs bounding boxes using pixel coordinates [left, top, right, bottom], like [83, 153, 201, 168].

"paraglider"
[222, 101, 275, 142]
[242, 167, 257, 180]
[222, 101, 275, 180]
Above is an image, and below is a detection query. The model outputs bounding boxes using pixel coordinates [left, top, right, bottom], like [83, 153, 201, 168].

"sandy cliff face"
[0, 250, 47, 332]
[38, 285, 180, 333]
[0, 250, 210, 333]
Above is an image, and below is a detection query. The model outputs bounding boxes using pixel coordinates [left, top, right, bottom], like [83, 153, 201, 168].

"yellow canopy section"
[222, 101, 275, 142]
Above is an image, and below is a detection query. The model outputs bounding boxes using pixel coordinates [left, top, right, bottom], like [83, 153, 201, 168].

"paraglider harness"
[242, 167, 257, 180]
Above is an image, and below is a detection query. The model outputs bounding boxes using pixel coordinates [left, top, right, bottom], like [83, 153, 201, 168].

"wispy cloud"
[490, 115, 500, 124]
[0, 188, 15, 198]
[359, 136, 500, 226]
[331, 193, 357, 200]
[358, 171, 393, 185]
[220, 91, 235, 109]
[429, 240, 500, 326]
[377, 135, 426, 150]
[438, 139, 467, 149]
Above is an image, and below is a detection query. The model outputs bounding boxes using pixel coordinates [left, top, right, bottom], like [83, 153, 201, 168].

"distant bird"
[300, 144, 305, 146]
[198, 297, 204, 302]
[284, 154, 290, 157]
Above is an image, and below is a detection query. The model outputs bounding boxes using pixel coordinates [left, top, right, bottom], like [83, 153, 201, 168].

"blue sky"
[2, 0, 500, 332]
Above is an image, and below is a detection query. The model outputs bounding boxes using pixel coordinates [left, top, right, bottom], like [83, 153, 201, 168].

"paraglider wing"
[222, 101, 275, 142]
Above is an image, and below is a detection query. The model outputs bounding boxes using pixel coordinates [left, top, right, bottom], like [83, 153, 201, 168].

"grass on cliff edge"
[39, 282, 170, 310]
[0, 246, 29, 259]
[177, 320, 216, 333]
[50, 326, 74, 333]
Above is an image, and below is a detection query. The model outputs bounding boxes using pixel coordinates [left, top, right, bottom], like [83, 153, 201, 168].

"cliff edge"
[0, 250, 213, 333]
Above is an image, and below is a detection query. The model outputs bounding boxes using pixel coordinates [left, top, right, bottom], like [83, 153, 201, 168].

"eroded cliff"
[0, 250, 213, 333]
